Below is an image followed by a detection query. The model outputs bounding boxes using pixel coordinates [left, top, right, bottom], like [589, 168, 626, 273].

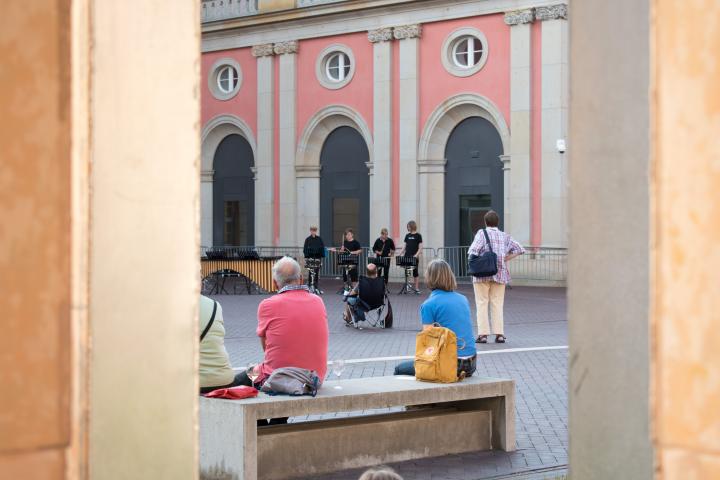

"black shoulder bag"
[468, 229, 499, 277]
[200, 300, 218, 342]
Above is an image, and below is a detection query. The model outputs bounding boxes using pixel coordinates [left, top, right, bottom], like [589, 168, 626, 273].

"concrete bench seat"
[200, 375, 515, 480]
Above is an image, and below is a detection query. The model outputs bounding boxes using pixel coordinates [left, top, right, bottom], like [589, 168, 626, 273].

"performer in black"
[339, 228, 362, 287]
[371, 227, 395, 284]
[401, 220, 423, 294]
[303, 226, 325, 293]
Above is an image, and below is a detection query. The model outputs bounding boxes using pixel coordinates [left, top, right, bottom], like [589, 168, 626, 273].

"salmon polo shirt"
[256, 289, 329, 383]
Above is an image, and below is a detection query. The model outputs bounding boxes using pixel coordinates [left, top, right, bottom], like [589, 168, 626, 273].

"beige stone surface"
[654, 0, 720, 458]
[259, 0, 296, 13]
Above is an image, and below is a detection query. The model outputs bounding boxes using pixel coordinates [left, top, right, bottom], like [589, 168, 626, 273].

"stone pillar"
[253, 44, 275, 246]
[417, 159, 446, 251]
[394, 24, 421, 229]
[200, 170, 214, 246]
[537, 4, 569, 247]
[295, 165, 321, 246]
[275, 40, 298, 246]
[504, 9, 534, 244]
[369, 27, 393, 238]
[500, 155, 511, 231]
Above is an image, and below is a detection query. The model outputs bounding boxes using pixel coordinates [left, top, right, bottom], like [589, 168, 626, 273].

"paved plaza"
[211, 281, 568, 480]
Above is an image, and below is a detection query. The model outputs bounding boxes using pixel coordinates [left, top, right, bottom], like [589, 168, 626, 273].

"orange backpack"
[414, 325, 459, 383]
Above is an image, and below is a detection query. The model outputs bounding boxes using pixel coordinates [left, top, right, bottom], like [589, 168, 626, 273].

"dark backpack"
[468, 229, 499, 277]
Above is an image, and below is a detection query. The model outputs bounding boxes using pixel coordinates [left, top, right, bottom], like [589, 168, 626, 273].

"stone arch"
[417, 93, 510, 251]
[201, 114, 257, 172]
[295, 105, 373, 245]
[199, 115, 257, 247]
[296, 105, 373, 168]
[418, 93, 509, 161]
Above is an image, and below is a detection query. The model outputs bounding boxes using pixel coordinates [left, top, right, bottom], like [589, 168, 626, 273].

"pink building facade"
[201, 0, 568, 251]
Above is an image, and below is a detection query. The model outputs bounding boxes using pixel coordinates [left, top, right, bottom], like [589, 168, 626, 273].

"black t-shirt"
[372, 237, 396, 257]
[303, 235, 325, 258]
[343, 239, 362, 253]
[358, 276, 386, 309]
[403, 233, 423, 256]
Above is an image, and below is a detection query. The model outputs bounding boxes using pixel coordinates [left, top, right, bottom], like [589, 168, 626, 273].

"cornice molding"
[535, 4, 567, 21]
[251, 43, 275, 57]
[393, 24, 422, 40]
[367, 27, 393, 43]
[504, 9, 535, 25]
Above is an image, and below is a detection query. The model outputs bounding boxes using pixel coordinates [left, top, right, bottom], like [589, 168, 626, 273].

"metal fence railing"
[201, 245, 568, 284]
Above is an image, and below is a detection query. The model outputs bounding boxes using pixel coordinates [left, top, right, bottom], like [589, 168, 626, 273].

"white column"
[417, 159, 446, 251]
[253, 44, 275, 246]
[200, 170, 214, 246]
[394, 24, 421, 228]
[295, 165, 321, 245]
[369, 28, 393, 237]
[537, 4, 569, 247]
[276, 41, 298, 246]
[504, 10, 534, 245]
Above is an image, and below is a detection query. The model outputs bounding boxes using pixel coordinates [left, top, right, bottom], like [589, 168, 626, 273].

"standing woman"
[469, 210, 525, 344]
[393, 259, 477, 377]
[372, 228, 395, 284]
[400, 220, 423, 294]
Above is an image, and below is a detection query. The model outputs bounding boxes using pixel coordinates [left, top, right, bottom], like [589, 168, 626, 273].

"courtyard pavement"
[210, 279, 568, 480]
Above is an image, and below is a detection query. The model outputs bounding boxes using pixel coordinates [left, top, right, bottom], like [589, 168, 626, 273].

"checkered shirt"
[468, 227, 525, 284]
[277, 284, 310, 294]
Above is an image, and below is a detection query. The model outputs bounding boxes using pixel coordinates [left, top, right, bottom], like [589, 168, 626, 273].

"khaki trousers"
[473, 281, 506, 335]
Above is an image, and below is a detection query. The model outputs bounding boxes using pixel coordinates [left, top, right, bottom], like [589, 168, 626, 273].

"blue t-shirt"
[420, 290, 477, 357]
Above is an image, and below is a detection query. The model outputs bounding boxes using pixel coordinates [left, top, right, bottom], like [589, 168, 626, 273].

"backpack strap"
[200, 300, 218, 342]
[482, 228, 494, 253]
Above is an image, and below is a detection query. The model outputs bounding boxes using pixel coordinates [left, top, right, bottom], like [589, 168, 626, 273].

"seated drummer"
[372, 227, 395, 284]
[338, 228, 362, 288]
[344, 263, 386, 324]
[303, 225, 325, 291]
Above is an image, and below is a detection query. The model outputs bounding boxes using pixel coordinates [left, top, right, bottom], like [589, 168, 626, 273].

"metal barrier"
[437, 246, 568, 283]
[201, 245, 568, 284]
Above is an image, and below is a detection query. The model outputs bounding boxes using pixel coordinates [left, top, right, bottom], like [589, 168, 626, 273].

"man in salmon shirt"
[242, 256, 329, 388]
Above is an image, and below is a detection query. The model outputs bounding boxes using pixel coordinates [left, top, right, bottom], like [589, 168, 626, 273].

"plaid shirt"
[278, 284, 310, 294]
[468, 227, 525, 284]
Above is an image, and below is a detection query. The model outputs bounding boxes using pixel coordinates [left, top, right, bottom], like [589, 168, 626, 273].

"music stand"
[337, 252, 359, 293]
[304, 257, 322, 295]
[395, 256, 418, 295]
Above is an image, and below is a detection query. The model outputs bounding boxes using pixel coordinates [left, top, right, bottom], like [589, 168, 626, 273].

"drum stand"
[397, 266, 416, 295]
[338, 265, 355, 294]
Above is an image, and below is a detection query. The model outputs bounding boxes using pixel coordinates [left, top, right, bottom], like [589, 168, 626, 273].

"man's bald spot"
[366, 263, 378, 277]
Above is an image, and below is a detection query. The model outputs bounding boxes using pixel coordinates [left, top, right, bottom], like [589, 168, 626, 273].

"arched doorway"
[213, 134, 254, 246]
[319, 126, 370, 247]
[444, 116, 504, 247]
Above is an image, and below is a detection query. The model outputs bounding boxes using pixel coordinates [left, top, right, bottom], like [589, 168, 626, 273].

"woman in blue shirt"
[394, 259, 477, 377]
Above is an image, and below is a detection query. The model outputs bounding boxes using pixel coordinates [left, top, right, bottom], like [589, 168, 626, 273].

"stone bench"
[200, 375, 515, 480]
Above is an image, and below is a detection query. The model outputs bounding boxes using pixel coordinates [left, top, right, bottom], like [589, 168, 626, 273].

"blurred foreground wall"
[0, 1, 200, 479]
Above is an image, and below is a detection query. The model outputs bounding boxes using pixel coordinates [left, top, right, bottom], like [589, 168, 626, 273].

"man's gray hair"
[272, 256, 302, 288]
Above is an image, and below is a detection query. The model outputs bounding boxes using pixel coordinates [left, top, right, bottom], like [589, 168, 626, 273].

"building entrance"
[212, 134, 254, 246]
[319, 126, 370, 247]
[444, 116, 504, 247]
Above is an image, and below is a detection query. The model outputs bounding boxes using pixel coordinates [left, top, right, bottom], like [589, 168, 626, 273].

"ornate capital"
[201, 170, 215, 182]
[535, 4, 568, 21]
[295, 165, 321, 178]
[274, 40, 298, 55]
[504, 9, 535, 25]
[251, 43, 274, 57]
[393, 24, 422, 40]
[368, 27, 393, 43]
[365, 161, 374, 176]
[250, 166, 258, 181]
[499, 155, 511, 171]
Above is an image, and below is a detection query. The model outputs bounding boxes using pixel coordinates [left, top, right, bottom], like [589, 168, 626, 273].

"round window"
[325, 52, 351, 83]
[316, 45, 356, 90]
[452, 36, 484, 69]
[442, 28, 489, 78]
[217, 65, 239, 94]
[208, 58, 242, 101]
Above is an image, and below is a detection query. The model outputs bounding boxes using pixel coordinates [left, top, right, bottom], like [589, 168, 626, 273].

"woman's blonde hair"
[358, 467, 403, 480]
[424, 259, 457, 292]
